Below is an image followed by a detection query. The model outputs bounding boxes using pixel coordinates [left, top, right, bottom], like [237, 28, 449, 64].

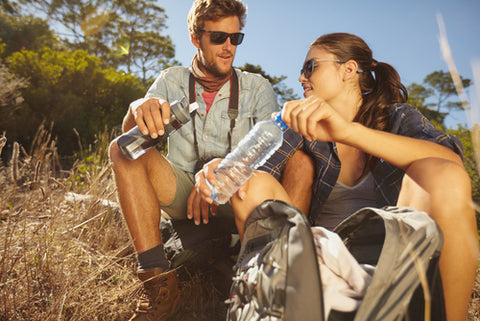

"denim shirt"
[259, 103, 464, 223]
[146, 66, 279, 174]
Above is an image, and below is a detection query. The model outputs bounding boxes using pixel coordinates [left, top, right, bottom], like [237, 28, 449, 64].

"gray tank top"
[314, 172, 383, 230]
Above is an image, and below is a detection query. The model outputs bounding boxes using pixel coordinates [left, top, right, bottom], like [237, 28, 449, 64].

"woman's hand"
[281, 96, 352, 143]
[129, 97, 171, 139]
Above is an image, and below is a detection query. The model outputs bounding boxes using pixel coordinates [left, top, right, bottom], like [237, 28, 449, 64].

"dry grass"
[471, 266, 480, 321]
[0, 126, 226, 321]
[0, 126, 138, 320]
[0, 126, 478, 320]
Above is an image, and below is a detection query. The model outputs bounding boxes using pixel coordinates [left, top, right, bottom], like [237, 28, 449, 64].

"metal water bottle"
[117, 96, 195, 160]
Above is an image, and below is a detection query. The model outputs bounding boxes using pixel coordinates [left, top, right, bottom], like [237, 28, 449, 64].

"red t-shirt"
[202, 91, 218, 114]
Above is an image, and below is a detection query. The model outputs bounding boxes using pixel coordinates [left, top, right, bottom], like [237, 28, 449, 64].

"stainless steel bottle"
[117, 96, 195, 160]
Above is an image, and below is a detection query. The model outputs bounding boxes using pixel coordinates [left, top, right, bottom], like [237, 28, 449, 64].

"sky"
[156, 0, 480, 128]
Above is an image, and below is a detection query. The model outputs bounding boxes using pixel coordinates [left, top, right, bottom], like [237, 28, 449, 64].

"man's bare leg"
[397, 158, 478, 321]
[109, 140, 176, 254]
[109, 140, 182, 321]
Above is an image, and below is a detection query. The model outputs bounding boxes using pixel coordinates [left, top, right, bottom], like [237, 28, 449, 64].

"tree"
[0, 41, 28, 129]
[105, 0, 177, 81]
[407, 70, 471, 127]
[1, 0, 17, 14]
[407, 82, 446, 126]
[14, 0, 176, 82]
[238, 63, 300, 106]
[0, 62, 28, 119]
[4, 47, 145, 156]
[423, 70, 471, 113]
[0, 12, 59, 58]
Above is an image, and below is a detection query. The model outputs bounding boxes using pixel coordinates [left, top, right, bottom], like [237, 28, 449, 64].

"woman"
[192, 33, 478, 321]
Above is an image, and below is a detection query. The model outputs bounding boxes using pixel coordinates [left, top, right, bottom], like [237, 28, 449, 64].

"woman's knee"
[231, 171, 290, 229]
[426, 160, 471, 203]
[405, 158, 471, 195]
[402, 158, 474, 221]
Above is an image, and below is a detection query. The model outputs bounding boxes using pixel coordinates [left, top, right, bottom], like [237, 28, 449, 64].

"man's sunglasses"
[200, 30, 245, 45]
[300, 58, 346, 78]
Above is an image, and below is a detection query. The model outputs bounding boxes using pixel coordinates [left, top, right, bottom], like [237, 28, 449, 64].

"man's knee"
[109, 138, 162, 173]
[108, 139, 123, 164]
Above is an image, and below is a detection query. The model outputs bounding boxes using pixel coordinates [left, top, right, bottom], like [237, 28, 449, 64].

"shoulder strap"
[188, 73, 201, 161]
[227, 70, 239, 152]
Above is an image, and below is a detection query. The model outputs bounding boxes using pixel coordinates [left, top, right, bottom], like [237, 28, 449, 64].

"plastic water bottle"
[117, 96, 197, 160]
[208, 112, 287, 204]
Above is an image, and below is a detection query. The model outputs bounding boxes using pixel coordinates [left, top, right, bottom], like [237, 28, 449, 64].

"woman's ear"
[343, 60, 360, 80]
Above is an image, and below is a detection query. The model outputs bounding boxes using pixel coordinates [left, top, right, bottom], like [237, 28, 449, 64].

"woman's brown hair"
[311, 32, 408, 133]
[311, 33, 408, 172]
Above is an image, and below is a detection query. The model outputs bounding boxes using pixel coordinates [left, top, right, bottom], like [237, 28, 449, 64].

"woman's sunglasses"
[300, 58, 346, 78]
[200, 30, 245, 46]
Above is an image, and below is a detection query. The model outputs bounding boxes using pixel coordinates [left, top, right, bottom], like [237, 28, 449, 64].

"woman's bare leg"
[398, 158, 478, 321]
[230, 171, 291, 241]
[281, 150, 314, 215]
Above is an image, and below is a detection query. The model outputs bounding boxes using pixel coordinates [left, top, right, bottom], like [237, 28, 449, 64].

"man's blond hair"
[188, 0, 247, 38]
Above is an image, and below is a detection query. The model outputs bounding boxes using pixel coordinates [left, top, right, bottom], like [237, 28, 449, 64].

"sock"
[137, 244, 170, 271]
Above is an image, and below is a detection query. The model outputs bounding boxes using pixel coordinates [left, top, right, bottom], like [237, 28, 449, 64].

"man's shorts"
[160, 161, 235, 220]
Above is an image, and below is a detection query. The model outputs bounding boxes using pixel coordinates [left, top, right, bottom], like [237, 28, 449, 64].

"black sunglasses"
[200, 29, 245, 45]
[300, 58, 346, 78]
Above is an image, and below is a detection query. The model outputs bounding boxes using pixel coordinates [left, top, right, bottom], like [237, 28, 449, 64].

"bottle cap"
[273, 111, 288, 130]
[170, 97, 191, 124]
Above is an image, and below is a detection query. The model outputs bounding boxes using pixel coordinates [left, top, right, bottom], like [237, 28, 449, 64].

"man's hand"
[130, 97, 171, 139]
[187, 158, 222, 225]
[187, 158, 251, 225]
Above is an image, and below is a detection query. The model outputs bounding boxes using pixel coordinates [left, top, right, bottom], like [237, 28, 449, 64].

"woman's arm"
[282, 97, 462, 170]
[341, 122, 462, 169]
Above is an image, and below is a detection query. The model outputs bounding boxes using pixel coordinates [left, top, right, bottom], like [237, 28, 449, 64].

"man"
[108, 0, 280, 320]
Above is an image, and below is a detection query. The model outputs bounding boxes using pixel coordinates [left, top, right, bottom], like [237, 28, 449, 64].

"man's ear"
[191, 33, 201, 49]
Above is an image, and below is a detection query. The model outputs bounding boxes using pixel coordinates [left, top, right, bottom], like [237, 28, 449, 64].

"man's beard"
[203, 58, 231, 78]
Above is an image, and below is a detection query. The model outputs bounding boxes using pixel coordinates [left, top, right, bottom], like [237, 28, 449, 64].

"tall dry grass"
[0, 124, 478, 320]
[0, 125, 227, 321]
[0, 124, 139, 320]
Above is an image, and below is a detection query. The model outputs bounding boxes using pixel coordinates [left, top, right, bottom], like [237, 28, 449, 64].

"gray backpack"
[226, 200, 446, 321]
[226, 200, 324, 320]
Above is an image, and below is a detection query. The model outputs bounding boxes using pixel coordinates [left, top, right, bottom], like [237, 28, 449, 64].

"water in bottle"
[208, 112, 287, 204]
[117, 96, 197, 160]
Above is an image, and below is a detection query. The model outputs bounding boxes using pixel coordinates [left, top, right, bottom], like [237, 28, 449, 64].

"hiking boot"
[129, 267, 180, 321]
